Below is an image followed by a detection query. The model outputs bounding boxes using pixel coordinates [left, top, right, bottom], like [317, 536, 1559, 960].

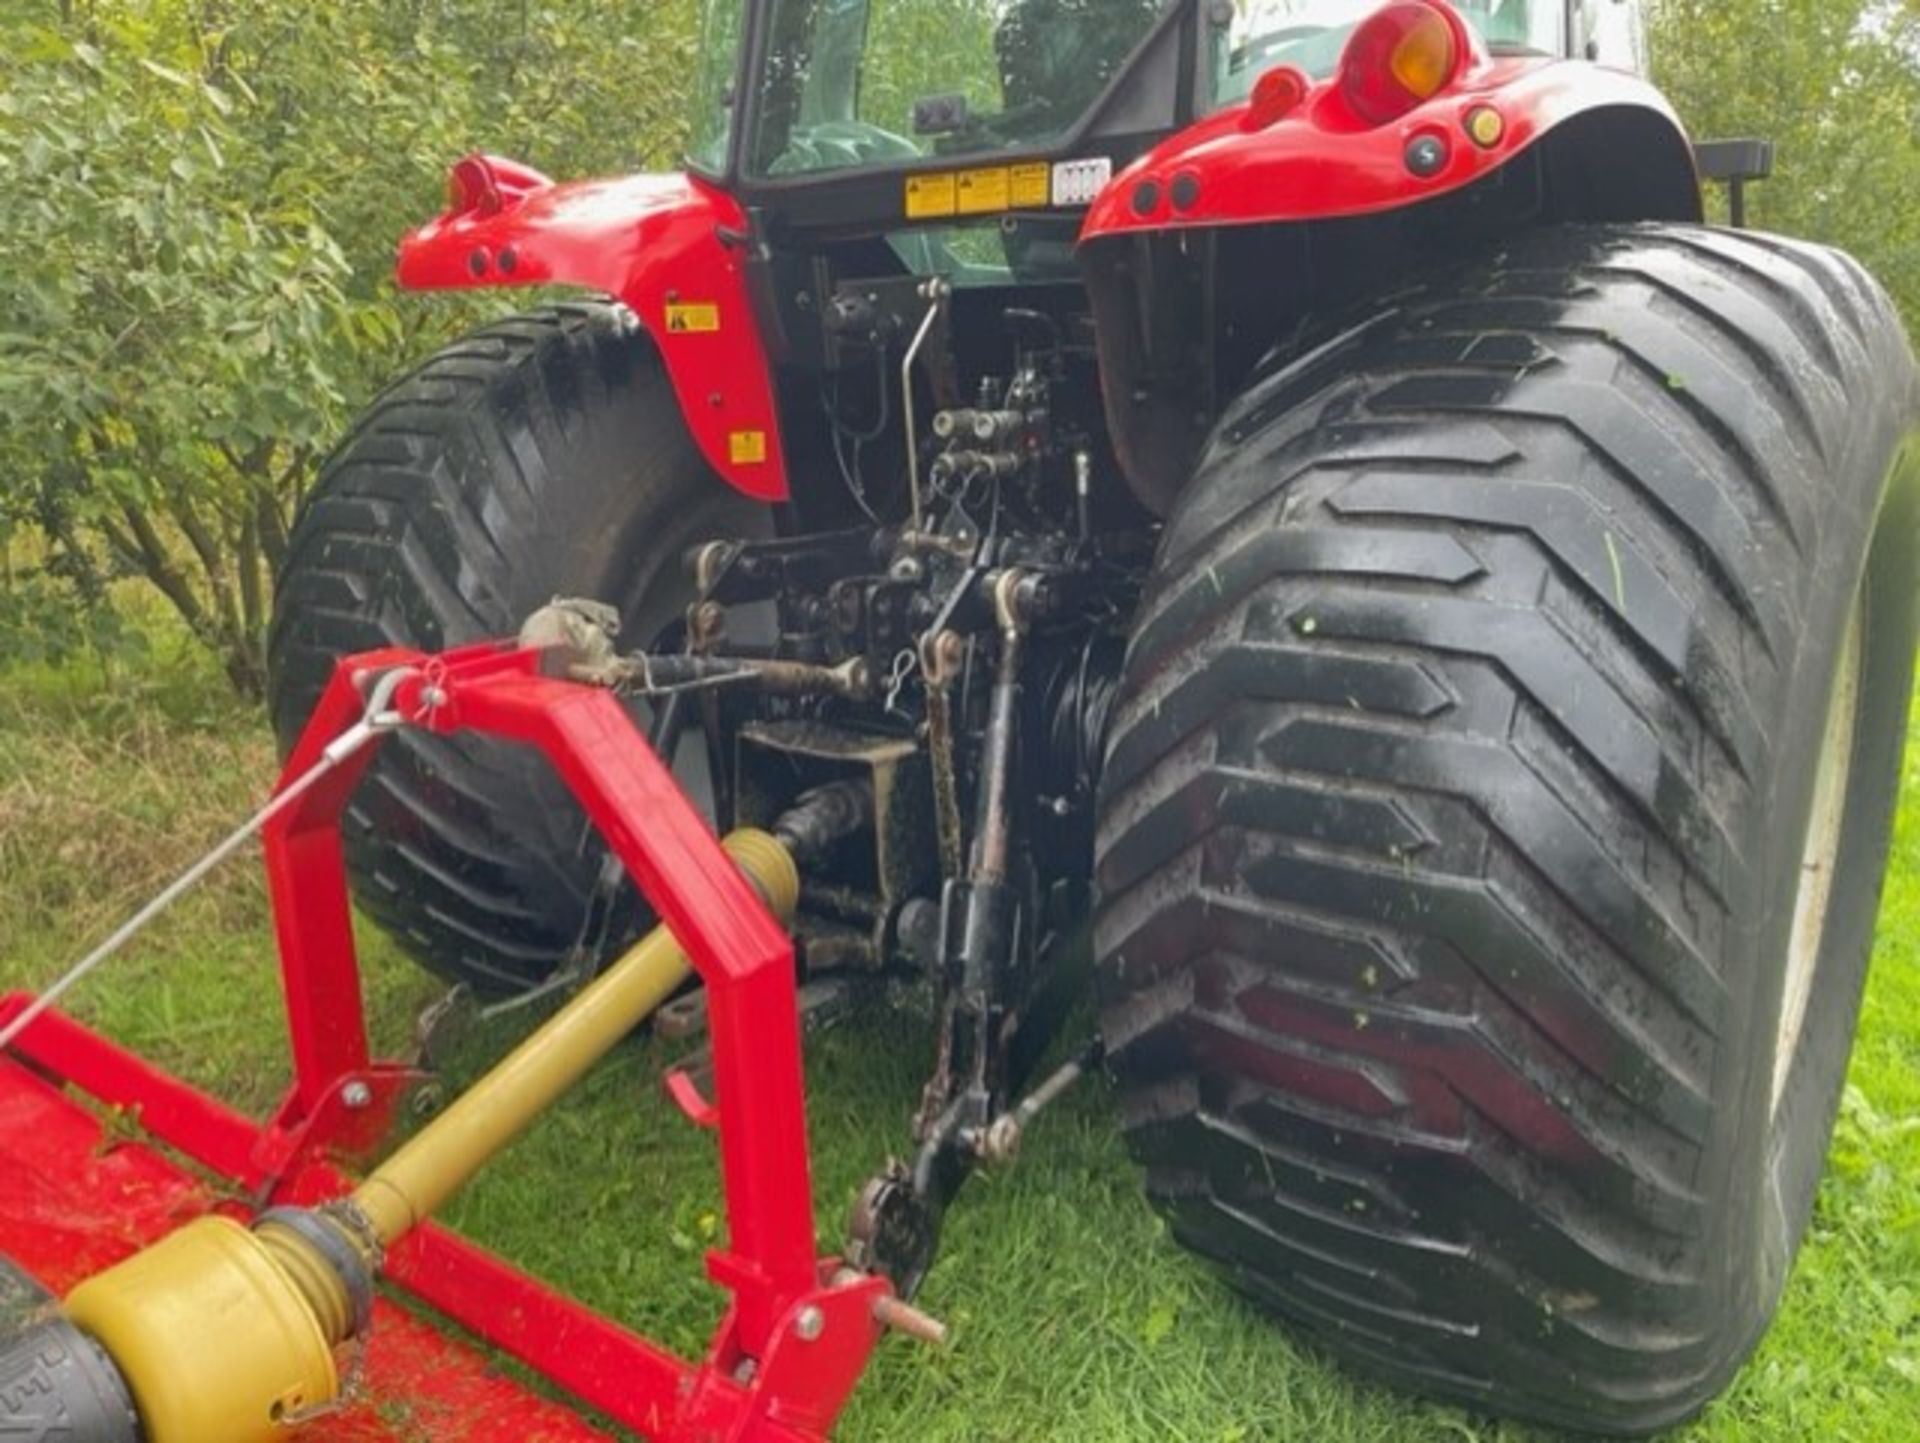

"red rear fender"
[1074, 46, 1701, 514]
[398, 161, 788, 502]
[1080, 55, 1701, 242]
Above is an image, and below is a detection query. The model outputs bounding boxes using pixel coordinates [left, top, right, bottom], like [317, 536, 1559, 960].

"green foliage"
[1650, 0, 1920, 327]
[861, 0, 1001, 135]
[0, 0, 694, 693]
[0, 564, 145, 671]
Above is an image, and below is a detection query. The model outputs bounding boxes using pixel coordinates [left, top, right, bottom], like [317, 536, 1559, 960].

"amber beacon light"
[1339, 0, 1467, 126]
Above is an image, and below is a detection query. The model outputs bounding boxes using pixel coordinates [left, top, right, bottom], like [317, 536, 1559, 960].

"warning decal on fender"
[728, 430, 769, 465]
[909, 162, 1058, 220]
[665, 302, 721, 334]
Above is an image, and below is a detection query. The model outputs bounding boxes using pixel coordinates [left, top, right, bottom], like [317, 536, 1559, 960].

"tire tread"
[1095, 224, 1919, 1432]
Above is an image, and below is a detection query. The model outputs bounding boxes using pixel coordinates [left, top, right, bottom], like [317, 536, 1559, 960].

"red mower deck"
[0, 643, 899, 1443]
[0, 1035, 612, 1443]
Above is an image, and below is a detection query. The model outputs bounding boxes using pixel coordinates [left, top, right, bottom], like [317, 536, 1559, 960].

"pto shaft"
[353, 827, 796, 1248]
[47, 830, 797, 1443]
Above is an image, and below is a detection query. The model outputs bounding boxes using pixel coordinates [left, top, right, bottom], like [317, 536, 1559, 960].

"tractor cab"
[693, 0, 1618, 182]
[394, 0, 1702, 518]
[639, 0, 1698, 517]
[687, 0, 1641, 229]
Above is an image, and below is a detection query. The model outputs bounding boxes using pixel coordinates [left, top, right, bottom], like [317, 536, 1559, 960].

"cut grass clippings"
[1, 645, 1916, 1442]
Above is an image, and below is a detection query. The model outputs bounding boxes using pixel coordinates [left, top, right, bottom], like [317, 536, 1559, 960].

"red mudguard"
[397, 163, 790, 502]
[1081, 53, 1700, 241]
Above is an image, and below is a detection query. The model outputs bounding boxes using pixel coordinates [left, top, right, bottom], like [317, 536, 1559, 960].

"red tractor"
[4, 2, 1916, 1439]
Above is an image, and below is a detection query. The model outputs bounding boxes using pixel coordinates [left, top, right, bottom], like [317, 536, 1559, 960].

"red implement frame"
[0, 641, 889, 1443]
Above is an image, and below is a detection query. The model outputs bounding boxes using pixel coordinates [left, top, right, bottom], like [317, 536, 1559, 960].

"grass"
[2, 640, 1917, 1443]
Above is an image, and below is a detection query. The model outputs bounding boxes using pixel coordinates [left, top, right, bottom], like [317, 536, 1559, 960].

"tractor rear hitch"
[522, 565, 1100, 1301]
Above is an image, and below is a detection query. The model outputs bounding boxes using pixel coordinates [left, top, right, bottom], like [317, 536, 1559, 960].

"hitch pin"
[831, 1268, 950, 1348]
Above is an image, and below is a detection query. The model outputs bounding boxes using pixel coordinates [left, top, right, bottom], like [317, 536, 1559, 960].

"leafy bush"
[0, 0, 693, 692]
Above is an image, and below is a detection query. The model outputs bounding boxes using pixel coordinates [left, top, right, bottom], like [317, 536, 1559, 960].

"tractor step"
[0, 1049, 614, 1443]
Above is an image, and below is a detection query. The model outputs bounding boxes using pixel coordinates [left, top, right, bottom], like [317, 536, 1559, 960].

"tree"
[1650, 0, 1920, 328]
[0, 0, 694, 692]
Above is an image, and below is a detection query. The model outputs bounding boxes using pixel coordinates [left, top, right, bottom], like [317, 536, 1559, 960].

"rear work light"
[445, 154, 553, 217]
[1339, 0, 1466, 127]
[1242, 64, 1312, 131]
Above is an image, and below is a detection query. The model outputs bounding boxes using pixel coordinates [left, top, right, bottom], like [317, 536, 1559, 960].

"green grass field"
[3, 636, 1916, 1442]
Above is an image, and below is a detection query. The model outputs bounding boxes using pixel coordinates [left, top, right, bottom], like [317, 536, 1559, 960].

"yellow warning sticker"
[728, 430, 769, 465]
[956, 166, 1011, 216]
[1010, 162, 1052, 209]
[910, 163, 1056, 220]
[906, 173, 958, 219]
[664, 302, 721, 334]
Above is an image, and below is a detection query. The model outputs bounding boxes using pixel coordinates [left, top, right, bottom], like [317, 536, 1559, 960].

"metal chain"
[0, 669, 416, 1055]
[277, 1334, 370, 1427]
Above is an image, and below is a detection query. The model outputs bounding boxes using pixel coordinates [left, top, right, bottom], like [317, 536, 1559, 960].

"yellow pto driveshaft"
[55, 830, 798, 1443]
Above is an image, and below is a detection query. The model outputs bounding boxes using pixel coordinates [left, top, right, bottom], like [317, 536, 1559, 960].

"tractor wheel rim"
[1774, 593, 1865, 1118]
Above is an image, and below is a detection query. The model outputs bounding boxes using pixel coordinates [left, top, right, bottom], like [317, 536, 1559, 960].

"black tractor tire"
[1094, 224, 1920, 1434]
[267, 303, 766, 994]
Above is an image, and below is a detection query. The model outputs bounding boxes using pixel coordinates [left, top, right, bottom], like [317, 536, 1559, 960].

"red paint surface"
[1080, 55, 1693, 240]
[396, 164, 790, 503]
[0, 642, 891, 1442]
[0, 1054, 612, 1443]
